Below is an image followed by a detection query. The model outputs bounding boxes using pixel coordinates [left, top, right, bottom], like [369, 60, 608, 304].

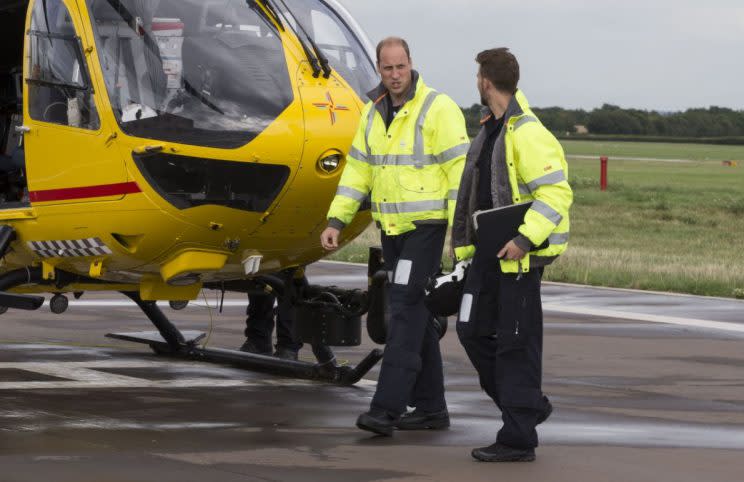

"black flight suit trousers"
[371, 224, 447, 416]
[245, 289, 303, 353]
[456, 250, 550, 449]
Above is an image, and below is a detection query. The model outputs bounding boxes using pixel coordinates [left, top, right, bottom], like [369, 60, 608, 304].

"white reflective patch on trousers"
[394, 259, 413, 285]
[459, 294, 473, 323]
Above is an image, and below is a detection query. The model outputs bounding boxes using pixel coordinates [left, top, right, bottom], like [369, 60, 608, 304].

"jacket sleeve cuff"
[327, 218, 346, 231]
[513, 234, 534, 252]
[454, 245, 476, 261]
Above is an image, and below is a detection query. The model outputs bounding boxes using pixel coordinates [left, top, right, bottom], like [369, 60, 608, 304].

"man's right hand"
[320, 227, 341, 251]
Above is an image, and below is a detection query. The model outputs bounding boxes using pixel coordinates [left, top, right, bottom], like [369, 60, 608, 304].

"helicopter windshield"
[85, 0, 294, 149]
[278, 0, 377, 97]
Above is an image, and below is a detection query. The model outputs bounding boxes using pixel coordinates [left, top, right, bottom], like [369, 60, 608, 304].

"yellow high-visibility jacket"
[327, 74, 469, 236]
[452, 90, 573, 273]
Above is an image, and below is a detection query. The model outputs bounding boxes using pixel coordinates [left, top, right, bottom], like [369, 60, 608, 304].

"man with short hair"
[452, 48, 572, 462]
[321, 37, 468, 436]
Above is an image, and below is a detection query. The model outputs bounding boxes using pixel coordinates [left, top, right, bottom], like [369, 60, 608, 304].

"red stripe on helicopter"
[151, 22, 185, 31]
[29, 182, 142, 203]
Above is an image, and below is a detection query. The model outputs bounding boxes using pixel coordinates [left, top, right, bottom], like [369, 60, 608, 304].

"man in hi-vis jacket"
[321, 37, 468, 436]
[452, 48, 572, 462]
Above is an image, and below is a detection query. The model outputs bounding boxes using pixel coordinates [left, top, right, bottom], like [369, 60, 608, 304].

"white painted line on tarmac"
[0, 379, 269, 390]
[317, 259, 367, 267]
[33, 299, 744, 334]
[544, 304, 744, 333]
[538, 420, 744, 450]
[0, 377, 377, 391]
[0, 360, 377, 391]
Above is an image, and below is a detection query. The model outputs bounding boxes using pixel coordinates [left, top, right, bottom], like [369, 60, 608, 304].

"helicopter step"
[0, 225, 44, 311]
[111, 290, 383, 386]
[106, 330, 383, 386]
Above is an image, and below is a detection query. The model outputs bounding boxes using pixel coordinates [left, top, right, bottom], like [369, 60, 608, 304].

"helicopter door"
[22, 0, 127, 206]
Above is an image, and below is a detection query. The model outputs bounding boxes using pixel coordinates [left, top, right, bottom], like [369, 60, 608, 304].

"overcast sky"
[340, 0, 744, 111]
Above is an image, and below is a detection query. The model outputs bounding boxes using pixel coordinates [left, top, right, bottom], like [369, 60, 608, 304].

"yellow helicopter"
[0, 0, 391, 383]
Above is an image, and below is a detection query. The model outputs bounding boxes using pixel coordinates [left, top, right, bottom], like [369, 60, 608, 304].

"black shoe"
[273, 346, 299, 361]
[356, 409, 398, 436]
[471, 443, 536, 462]
[239, 340, 271, 355]
[537, 396, 553, 425]
[396, 409, 450, 430]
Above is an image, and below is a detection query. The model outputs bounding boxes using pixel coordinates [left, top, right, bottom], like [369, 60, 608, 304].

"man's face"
[378, 45, 412, 99]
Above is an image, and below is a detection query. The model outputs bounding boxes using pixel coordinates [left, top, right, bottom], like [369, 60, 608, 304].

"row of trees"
[461, 104, 744, 138]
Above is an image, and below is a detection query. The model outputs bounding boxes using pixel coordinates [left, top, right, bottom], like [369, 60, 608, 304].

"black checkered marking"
[27, 238, 113, 258]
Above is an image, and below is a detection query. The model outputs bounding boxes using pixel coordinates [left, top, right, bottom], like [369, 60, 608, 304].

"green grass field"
[328, 140, 744, 298]
[561, 140, 744, 161]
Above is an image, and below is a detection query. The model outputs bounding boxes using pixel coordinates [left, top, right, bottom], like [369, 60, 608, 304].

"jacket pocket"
[456, 260, 500, 339]
[396, 165, 443, 194]
[499, 253, 530, 274]
[495, 273, 539, 353]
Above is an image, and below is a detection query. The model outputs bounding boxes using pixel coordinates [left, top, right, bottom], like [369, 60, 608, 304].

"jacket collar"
[480, 89, 529, 125]
[366, 70, 421, 105]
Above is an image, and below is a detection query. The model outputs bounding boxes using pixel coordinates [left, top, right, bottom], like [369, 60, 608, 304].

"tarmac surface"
[1, 260, 744, 481]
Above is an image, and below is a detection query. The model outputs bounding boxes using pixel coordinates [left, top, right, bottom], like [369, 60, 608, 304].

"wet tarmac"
[0, 261, 743, 481]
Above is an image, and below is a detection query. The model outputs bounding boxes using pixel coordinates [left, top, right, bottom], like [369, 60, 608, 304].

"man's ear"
[482, 77, 493, 92]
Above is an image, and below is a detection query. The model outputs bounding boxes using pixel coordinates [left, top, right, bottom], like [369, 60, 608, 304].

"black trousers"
[456, 251, 549, 449]
[371, 224, 447, 416]
[245, 291, 303, 353]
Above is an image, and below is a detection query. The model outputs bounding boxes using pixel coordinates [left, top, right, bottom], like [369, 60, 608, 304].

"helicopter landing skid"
[106, 330, 383, 386]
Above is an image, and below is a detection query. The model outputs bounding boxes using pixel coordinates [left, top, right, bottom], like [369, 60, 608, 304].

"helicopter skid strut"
[109, 292, 383, 386]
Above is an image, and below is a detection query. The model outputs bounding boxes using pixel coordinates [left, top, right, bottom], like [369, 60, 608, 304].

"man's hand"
[320, 227, 341, 251]
[497, 240, 526, 261]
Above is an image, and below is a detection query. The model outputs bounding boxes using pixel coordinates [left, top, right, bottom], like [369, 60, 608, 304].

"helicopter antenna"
[273, 0, 333, 79]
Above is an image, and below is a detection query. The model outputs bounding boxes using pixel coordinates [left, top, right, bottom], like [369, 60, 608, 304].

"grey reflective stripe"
[336, 186, 368, 202]
[365, 144, 469, 166]
[531, 200, 563, 225]
[435, 142, 470, 164]
[413, 91, 441, 168]
[526, 170, 567, 191]
[369, 154, 436, 166]
[364, 106, 376, 155]
[394, 259, 413, 285]
[513, 115, 538, 130]
[364, 91, 454, 169]
[548, 232, 570, 245]
[518, 183, 531, 195]
[448, 190, 458, 201]
[372, 199, 447, 214]
[348, 146, 369, 163]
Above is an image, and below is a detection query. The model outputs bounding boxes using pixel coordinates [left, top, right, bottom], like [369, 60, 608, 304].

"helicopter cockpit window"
[26, 0, 101, 130]
[85, 0, 293, 149]
[280, 0, 377, 98]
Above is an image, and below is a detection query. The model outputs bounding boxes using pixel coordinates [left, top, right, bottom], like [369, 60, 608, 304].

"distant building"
[574, 124, 589, 135]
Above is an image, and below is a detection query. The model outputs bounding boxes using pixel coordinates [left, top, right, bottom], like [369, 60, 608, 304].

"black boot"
[471, 442, 535, 462]
[537, 396, 553, 425]
[396, 409, 450, 430]
[239, 339, 271, 355]
[273, 346, 299, 361]
[356, 409, 398, 436]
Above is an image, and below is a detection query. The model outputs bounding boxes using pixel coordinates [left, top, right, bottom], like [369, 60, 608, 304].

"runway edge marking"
[544, 303, 744, 333]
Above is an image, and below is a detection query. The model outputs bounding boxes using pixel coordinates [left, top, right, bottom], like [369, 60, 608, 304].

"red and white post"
[600, 156, 608, 191]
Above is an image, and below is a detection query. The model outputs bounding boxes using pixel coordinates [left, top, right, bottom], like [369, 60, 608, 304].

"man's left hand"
[497, 240, 526, 261]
